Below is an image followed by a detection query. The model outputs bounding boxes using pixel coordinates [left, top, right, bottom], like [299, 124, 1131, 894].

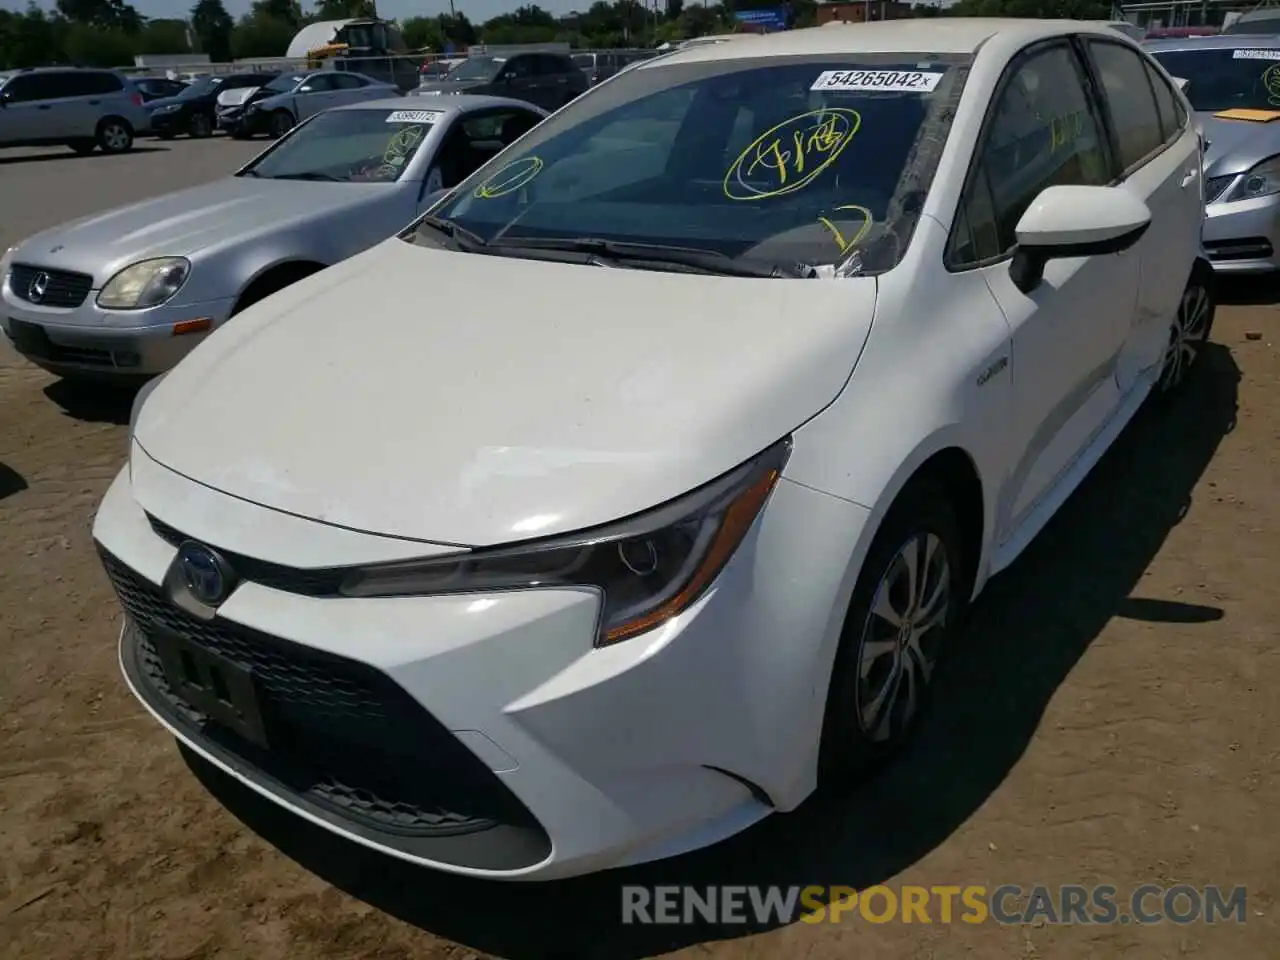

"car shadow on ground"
[0, 463, 27, 501]
[42, 378, 138, 425]
[0, 147, 169, 167]
[1217, 275, 1280, 307]
[185, 344, 1241, 960]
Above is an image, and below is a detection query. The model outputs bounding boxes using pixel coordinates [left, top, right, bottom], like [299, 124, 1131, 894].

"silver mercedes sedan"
[0, 95, 547, 382]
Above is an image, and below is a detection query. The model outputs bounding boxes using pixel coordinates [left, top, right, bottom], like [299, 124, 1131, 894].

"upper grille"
[1204, 175, 1235, 205]
[101, 547, 541, 841]
[147, 514, 347, 597]
[8, 264, 94, 308]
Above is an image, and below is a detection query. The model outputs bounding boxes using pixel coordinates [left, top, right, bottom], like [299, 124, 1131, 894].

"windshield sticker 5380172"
[811, 70, 944, 93]
[723, 108, 860, 201]
[386, 110, 445, 124]
[1233, 49, 1280, 60]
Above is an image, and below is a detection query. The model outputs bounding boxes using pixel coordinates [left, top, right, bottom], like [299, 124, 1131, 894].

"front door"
[294, 74, 340, 121]
[956, 40, 1138, 539]
[1084, 38, 1205, 394]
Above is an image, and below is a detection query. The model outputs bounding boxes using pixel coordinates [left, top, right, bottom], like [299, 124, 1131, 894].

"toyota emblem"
[27, 272, 49, 303]
[177, 541, 233, 606]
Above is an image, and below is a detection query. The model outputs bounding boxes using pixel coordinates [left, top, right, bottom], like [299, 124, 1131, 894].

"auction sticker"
[386, 110, 444, 124]
[811, 69, 943, 93]
[1233, 49, 1280, 60]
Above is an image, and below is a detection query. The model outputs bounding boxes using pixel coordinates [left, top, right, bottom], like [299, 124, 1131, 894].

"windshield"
[264, 74, 304, 95]
[1151, 47, 1280, 111]
[179, 76, 224, 98]
[242, 107, 439, 183]
[451, 57, 504, 81]
[420, 54, 968, 274]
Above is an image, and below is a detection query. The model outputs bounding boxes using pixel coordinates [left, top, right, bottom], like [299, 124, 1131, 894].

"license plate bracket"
[152, 629, 271, 749]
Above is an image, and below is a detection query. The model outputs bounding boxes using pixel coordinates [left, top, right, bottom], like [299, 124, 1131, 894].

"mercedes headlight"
[97, 257, 190, 310]
[1228, 154, 1280, 202]
[341, 438, 791, 646]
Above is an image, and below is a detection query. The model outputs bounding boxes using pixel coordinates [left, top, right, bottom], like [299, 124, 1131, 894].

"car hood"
[1198, 110, 1280, 177]
[13, 178, 384, 283]
[217, 87, 258, 108]
[133, 239, 879, 546]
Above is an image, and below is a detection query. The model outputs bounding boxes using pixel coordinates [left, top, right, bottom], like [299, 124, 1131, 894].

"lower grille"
[8, 264, 94, 308]
[101, 546, 547, 857]
[1204, 237, 1274, 262]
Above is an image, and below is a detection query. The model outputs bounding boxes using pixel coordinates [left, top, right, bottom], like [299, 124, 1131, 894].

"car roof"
[333, 94, 548, 115]
[651, 18, 1136, 65]
[1145, 33, 1280, 52]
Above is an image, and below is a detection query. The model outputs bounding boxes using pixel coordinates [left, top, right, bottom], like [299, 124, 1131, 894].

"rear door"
[0, 74, 57, 142]
[328, 72, 370, 106]
[1081, 37, 1203, 394]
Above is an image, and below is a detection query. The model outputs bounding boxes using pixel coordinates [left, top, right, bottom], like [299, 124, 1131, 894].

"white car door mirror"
[1009, 184, 1152, 294]
[1171, 76, 1190, 94]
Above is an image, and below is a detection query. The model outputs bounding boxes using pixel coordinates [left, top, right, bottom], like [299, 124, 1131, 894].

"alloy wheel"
[102, 123, 130, 152]
[854, 532, 951, 743]
[1160, 281, 1211, 391]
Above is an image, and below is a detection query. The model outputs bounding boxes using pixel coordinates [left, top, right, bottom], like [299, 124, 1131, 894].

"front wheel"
[269, 110, 294, 139]
[1158, 269, 1215, 394]
[189, 113, 213, 138]
[818, 480, 966, 787]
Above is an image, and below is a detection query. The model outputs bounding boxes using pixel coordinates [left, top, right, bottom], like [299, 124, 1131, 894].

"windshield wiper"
[485, 237, 815, 278]
[270, 172, 344, 182]
[415, 215, 489, 251]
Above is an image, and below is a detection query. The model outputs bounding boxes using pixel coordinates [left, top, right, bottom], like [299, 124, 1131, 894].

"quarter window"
[949, 43, 1110, 265]
[1087, 40, 1165, 171]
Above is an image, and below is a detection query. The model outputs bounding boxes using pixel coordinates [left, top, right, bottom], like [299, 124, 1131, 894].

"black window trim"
[1078, 37, 1177, 180]
[1139, 53, 1189, 146]
[944, 37, 1118, 274]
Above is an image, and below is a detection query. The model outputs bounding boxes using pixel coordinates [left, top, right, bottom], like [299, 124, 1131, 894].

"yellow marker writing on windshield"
[474, 156, 544, 199]
[724, 108, 861, 201]
[817, 204, 873, 255]
[1264, 64, 1280, 105]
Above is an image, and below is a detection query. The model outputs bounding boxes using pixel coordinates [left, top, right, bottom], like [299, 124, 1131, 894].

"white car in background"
[95, 18, 1210, 882]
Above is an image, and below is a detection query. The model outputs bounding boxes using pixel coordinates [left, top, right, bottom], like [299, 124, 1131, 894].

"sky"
[0, 0, 612, 21]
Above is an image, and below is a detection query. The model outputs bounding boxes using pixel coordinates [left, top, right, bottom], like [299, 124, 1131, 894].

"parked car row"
[0, 19, 1259, 887]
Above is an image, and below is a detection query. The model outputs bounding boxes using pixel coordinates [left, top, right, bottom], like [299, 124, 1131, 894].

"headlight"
[1227, 154, 1280, 202]
[340, 438, 791, 646]
[97, 257, 190, 310]
[152, 103, 180, 114]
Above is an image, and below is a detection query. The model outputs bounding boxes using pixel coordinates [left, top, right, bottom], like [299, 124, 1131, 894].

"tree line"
[0, 0, 1111, 71]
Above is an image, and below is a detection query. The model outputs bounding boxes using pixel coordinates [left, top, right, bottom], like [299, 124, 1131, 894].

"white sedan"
[95, 18, 1211, 881]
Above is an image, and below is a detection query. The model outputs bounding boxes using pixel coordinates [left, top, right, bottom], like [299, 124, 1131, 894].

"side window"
[1143, 59, 1185, 144]
[1, 75, 46, 102]
[542, 55, 573, 76]
[82, 72, 123, 95]
[949, 43, 1111, 266]
[299, 75, 336, 92]
[331, 74, 365, 89]
[503, 57, 532, 80]
[1087, 40, 1165, 171]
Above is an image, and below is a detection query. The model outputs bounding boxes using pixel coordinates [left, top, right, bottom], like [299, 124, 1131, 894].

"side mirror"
[1171, 76, 1190, 94]
[1009, 184, 1151, 294]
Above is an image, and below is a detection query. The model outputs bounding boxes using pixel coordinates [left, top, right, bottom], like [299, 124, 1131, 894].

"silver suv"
[0, 68, 150, 155]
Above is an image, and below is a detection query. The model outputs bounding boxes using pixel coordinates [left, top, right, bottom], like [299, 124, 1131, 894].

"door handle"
[1181, 168, 1198, 188]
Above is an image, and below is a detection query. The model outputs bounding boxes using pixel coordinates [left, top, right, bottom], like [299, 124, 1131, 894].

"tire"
[68, 139, 96, 155]
[96, 118, 133, 154]
[189, 113, 213, 138]
[817, 478, 967, 787]
[269, 110, 294, 139]
[1156, 266, 1215, 395]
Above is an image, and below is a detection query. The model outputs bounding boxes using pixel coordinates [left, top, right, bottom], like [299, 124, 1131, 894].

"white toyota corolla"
[94, 18, 1213, 880]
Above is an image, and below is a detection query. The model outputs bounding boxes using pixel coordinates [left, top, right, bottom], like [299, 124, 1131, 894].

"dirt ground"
[1, 146, 1278, 960]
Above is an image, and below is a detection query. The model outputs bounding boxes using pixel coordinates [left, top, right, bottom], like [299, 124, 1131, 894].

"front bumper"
[92, 446, 870, 879]
[220, 109, 269, 136]
[1, 275, 236, 379]
[1202, 186, 1280, 274]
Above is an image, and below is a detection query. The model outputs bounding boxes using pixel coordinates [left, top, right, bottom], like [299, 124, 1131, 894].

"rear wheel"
[1158, 268, 1215, 394]
[96, 118, 133, 154]
[818, 480, 966, 787]
[269, 110, 294, 139]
